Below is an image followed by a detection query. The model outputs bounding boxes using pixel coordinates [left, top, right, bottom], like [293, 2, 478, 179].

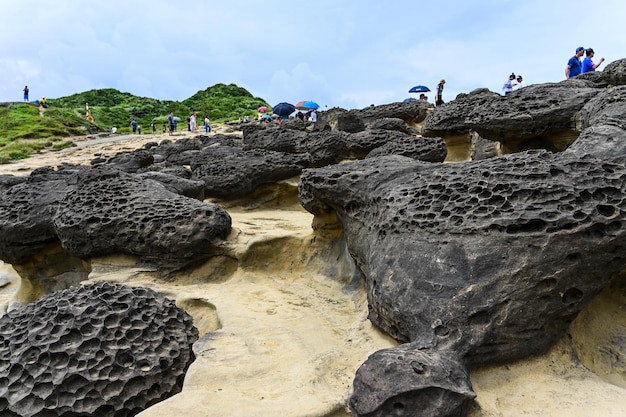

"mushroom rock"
[299, 150, 626, 416]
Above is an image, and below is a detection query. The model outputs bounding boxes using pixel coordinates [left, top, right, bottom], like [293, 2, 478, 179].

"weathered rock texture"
[349, 345, 475, 417]
[570, 273, 626, 388]
[300, 148, 626, 416]
[0, 281, 198, 417]
[0, 166, 231, 306]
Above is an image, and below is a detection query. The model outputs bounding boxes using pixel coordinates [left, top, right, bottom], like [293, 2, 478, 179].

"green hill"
[0, 84, 270, 163]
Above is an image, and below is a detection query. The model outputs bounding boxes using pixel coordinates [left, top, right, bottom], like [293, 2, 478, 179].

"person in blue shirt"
[565, 46, 585, 79]
[582, 48, 605, 73]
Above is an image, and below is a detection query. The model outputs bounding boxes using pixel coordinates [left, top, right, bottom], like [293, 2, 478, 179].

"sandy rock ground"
[0, 128, 624, 416]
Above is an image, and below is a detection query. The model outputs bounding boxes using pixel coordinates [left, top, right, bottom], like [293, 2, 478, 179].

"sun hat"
[576, 46, 585, 52]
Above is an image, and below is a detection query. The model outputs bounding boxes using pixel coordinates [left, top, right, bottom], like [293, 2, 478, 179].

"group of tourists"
[434, 45, 607, 104]
[565, 46, 605, 79]
[502, 73, 526, 95]
[164, 112, 211, 136]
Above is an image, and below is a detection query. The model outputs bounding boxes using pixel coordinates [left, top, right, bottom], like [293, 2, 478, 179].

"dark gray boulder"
[423, 82, 602, 152]
[349, 345, 475, 417]
[136, 171, 205, 200]
[0, 281, 198, 417]
[91, 149, 154, 172]
[319, 100, 431, 133]
[190, 147, 309, 198]
[367, 117, 420, 135]
[580, 85, 626, 128]
[563, 85, 626, 161]
[53, 166, 231, 264]
[0, 170, 75, 264]
[603, 57, 626, 86]
[242, 125, 308, 153]
[0, 174, 28, 191]
[366, 135, 447, 163]
[299, 151, 626, 415]
[564, 124, 626, 161]
[0, 166, 231, 267]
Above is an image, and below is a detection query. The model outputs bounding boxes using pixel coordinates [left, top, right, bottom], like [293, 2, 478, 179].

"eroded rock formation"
[0, 281, 198, 417]
[1, 62, 626, 416]
[0, 166, 231, 306]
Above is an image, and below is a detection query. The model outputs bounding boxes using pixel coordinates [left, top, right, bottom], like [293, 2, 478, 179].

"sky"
[2, 0, 624, 112]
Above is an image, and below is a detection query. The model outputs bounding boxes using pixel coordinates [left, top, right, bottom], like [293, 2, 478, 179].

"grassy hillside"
[0, 104, 91, 163]
[0, 84, 269, 163]
[49, 83, 269, 131]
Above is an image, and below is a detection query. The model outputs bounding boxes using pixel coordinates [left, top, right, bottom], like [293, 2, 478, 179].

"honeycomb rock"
[300, 150, 626, 415]
[0, 281, 198, 417]
[422, 82, 601, 151]
[366, 135, 447, 162]
[190, 147, 309, 198]
[0, 166, 231, 267]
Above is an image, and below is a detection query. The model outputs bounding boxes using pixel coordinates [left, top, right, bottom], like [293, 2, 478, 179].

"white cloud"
[1, 0, 625, 110]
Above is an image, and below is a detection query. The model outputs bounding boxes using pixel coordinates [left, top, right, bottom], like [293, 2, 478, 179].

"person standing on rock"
[435, 79, 445, 106]
[582, 48, 605, 73]
[565, 46, 585, 78]
[23, 85, 29, 102]
[204, 115, 211, 133]
[502, 73, 517, 95]
[515, 75, 525, 89]
[130, 119, 138, 133]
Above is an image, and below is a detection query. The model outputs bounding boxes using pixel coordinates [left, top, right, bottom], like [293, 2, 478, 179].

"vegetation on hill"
[0, 84, 269, 163]
[49, 83, 268, 130]
[0, 104, 88, 163]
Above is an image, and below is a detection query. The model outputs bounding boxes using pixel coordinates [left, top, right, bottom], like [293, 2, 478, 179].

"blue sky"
[2, 0, 624, 111]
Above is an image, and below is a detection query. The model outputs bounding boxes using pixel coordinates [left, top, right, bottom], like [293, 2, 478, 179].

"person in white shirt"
[515, 75, 525, 89]
[310, 110, 317, 123]
[502, 73, 516, 95]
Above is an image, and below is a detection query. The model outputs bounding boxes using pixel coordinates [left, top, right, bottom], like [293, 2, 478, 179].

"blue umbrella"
[272, 102, 296, 117]
[302, 100, 320, 109]
[408, 85, 431, 93]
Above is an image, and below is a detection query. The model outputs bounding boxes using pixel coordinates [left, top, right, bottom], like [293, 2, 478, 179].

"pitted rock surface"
[319, 101, 431, 133]
[0, 174, 27, 191]
[0, 281, 198, 417]
[53, 166, 231, 263]
[0, 166, 231, 267]
[91, 149, 154, 172]
[366, 135, 447, 162]
[136, 171, 205, 200]
[564, 124, 626, 161]
[0, 170, 77, 264]
[603, 57, 626, 86]
[366, 117, 420, 135]
[190, 147, 309, 198]
[423, 82, 602, 150]
[243, 126, 421, 166]
[299, 151, 626, 415]
[580, 85, 626, 129]
[242, 126, 308, 153]
[349, 345, 475, 417]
